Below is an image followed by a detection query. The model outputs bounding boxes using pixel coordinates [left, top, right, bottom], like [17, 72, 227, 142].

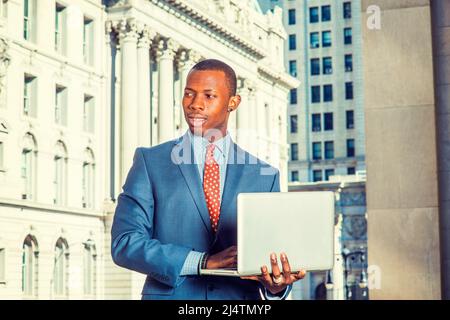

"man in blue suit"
[111, 59, 306, 300]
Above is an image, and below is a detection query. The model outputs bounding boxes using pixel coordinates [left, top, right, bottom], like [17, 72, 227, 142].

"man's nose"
[189, 95, 205, 110]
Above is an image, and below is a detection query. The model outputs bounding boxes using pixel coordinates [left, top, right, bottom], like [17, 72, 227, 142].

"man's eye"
[206, 94, 216, 99]
[184, 92, 193, 97]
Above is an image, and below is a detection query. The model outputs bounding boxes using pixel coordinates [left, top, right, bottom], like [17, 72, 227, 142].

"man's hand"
[241, 252, 306, 295]
[206, 246, 237, 269]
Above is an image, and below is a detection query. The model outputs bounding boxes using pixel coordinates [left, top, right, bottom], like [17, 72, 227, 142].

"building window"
[288, 9, 296, 25]
[321, 5, 331, 22]
[345, 54, 353, 72]
[290, 88, 297, 105]
[346, 110, 354, 129]
[322, 31, 332, 48]
[23, 0, 36, 41]
[325, 169, 335, 181]
[53, 237, 69, 297]
[289, 34, 296, 50]
[291, 171, 299, 182]
[0, 246, 5, 283]
[348, 167, 356, 175]
[290, 143, 298, 161]
[344, 27, 352, 45]
[313, 170, 322, 182]
[311, 58, 320, 75]
[290, 115, 298, 133]
[22, 235, 38, 297]
[82, 148, 95, 209]
[325, 141, 334, 159]
[309, 7, 319, 23]
[21, 133, 37, 200]
[324, 112, 333, 131]
[55, 85, 67, 126]
[55, 3, 67, 54]
[83, 95, 95, 133]
[23, 74, 37, 117]
[54, 141, 67, 206]
[83, 17, 94, 65]
[323, 84, 333, 102]
[311, 86, 321, 103]
[312, 142, 322, 160]
[310, 32, 320, 48]
[289, 60, 297, 77]
[323, 57, 333, 74]
[312, 114, 321, 132]
[347, 139, 355, 157]
[345, 82, 354, 100]
[83, 240, 97, 297]
[343, 1, 352, 19]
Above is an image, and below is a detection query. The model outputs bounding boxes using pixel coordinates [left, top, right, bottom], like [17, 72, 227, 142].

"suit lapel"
[174, 133, 215, 239]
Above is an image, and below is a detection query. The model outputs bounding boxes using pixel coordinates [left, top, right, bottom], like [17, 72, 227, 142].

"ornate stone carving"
[156, 37, 180, 60]
[0, 37, 10, 107]
[117, 18, 138, 43]
[343, 214, 367, 240]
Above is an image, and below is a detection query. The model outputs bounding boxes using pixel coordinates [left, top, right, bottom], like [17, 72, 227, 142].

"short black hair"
[190, 59, 237, 96]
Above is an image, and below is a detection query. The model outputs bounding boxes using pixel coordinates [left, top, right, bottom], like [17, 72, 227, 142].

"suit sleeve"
[111, 147, 192, 288]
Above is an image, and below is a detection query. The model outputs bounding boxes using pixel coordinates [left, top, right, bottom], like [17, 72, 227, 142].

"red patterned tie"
[203, 144, 221, 233]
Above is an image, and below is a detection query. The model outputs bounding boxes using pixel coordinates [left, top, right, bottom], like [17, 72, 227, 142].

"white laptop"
[201, 191, 335, 276]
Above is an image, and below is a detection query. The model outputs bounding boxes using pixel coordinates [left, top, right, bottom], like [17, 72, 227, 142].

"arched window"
[21, 133, 37, 200]
[22, 234, 38, 297]
[82, 148, 95, 209]
[83, 239, 97, 297]
[53, 141, 67, 205]
[53, 237, 69, 298]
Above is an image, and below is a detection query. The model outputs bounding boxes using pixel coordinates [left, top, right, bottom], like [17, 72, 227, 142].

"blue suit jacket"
[111, 132, 280, 300]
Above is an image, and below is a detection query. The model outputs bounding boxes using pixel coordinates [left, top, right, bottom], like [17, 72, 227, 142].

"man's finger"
[292, 269, 306, 281]
[270, 253, 282, 281]
[280, 253, 292, 285]
[260, 265, 273, 287]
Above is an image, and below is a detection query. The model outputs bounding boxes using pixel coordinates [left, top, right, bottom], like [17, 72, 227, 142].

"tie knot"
[206, 144, 216, 163]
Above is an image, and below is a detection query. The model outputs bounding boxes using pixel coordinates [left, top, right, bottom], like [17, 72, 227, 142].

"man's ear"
[228, 95, 241, 112]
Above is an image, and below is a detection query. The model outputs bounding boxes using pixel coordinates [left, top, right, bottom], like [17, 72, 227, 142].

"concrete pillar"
[137, 27, 155, 147]
[118, 19, 139, 183]
[178, 50, 201, 135]
[104, 21, 113, 203]
[236, 78, 249, 149]
[247, 85, 258, 155]
[157, 38, 179, 143]
[362, 1, 441, 299]
[430, 0, 450, 300]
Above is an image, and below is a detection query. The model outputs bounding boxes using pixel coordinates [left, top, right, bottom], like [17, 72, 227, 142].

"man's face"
[182, 69, 240, 139]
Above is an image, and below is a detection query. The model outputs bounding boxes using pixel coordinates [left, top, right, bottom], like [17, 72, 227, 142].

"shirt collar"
[187, 129, 230, 159]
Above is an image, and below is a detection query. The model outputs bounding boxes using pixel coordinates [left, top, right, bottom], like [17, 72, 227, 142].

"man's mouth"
[187, 116, 207, 127]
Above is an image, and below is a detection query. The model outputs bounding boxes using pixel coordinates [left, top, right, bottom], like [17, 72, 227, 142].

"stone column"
[103, 21, 113, 203]
[157, 38, 179, 143]
[256, 92, 266, 158]
[118, 19, 139, 183]
[362, 1, 440, 299]
[430, 0, 450, 300]
[247, 83, 258, 155]
[236, 78, 250, 149]
[137, 26, 155, 147]
[178, 50, 201, 135]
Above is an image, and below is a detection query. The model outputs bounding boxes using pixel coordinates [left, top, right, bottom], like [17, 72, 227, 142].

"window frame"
[324, 141, 334, 159]
[321, 5, 331, 22]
